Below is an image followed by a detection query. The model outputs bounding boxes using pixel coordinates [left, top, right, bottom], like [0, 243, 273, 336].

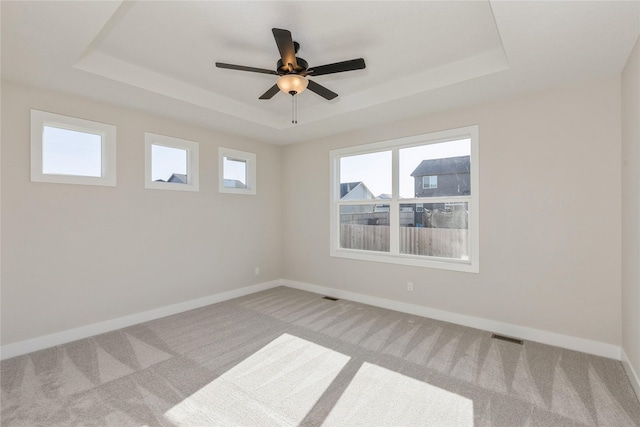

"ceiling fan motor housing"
[277, 57, 308, 75]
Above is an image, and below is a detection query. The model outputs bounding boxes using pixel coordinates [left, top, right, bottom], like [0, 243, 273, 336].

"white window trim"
[219, 147, 256, 195]
[30, 109, 116, 186]
[144, 133, 199, 192]
[329, 125, 479, 273]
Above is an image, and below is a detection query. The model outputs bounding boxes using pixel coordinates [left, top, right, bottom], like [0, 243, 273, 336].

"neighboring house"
[408, 156, 471, 227]
[374, 194, 419, 226]
[167, 173, 187, 184]
[153, 173, 186, 183]
[410, 156, 470, 198]
[367, 157, 471, 228]
[223, 179, 246, 189]
[340, 181, 375, 214]
[158, 175, 245, 188]
[340, 181, 374, 200]
[374, 193, 391, 213]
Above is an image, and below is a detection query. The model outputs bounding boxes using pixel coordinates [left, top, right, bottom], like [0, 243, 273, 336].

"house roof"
[340, 182, 363, 199]
[411, 156, 470, 177]
[167, 173, 187, 184]
[223, 179, 245, 189]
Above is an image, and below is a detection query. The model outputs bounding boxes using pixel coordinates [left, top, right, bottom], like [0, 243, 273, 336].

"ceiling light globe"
[277, 75, 309, 95]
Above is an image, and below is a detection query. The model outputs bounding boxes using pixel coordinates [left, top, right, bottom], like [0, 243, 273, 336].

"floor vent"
[322, 296, 339, 301]
[491, 334, 524, 345]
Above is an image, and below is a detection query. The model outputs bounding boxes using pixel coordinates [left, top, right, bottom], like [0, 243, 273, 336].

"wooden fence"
[340, 224, 468, 259]
[340, 224, 391, 252]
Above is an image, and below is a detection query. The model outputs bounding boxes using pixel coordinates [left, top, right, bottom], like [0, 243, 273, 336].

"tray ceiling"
[2, 1, 638, 144]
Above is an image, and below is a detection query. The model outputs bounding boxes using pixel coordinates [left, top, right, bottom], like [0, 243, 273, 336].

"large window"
[31, 109, 116, 186]
[330, 126, 478, 272]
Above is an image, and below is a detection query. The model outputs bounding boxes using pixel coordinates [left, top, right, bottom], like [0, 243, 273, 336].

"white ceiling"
[2, 1, 639, 145]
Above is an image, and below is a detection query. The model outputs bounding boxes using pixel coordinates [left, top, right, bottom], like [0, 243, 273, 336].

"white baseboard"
[0, 280, 283, 360]
[2, 278, 623, 362]
[282, 279, 622, 360]
[622, 348, 640, 400]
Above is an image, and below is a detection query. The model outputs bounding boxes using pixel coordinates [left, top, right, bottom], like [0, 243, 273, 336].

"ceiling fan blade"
[306, 58, 366, 76]
[272, 28, 298, 70]
[216, 62, 278, 75]
[307, 79, 338, 100]
[259, 84, 280, 100]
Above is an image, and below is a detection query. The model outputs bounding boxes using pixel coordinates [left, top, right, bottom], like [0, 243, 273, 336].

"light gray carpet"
[2, 286, 639, 426]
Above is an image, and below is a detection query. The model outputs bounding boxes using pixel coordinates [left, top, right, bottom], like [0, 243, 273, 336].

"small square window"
[145, 133, 199, 192]
[219, 147, 256, 195]
[31, 110, 116, 186]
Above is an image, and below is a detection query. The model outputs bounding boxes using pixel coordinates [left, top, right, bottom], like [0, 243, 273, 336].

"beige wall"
[1, 72, 628, 351]
[622, 36, 640, 378]
[283, 75, 622, 345]
[1, 80, 283, 345]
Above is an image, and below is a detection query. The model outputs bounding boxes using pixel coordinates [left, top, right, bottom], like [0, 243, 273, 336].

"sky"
[42, 126, 102, 177]
[340, 138, 470, 198]
[151, 144, 186, 181]
[223, 157, 247, 185]
[43, 125, 465, 192]
[152, 147, 247, 184]
[42, 126, 247, 185]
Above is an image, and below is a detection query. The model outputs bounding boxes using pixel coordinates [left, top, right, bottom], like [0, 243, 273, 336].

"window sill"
[330, 248, 479, 273]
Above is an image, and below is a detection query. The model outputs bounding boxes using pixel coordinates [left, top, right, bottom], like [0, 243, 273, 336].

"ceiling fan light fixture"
[277, 74, 308, 95]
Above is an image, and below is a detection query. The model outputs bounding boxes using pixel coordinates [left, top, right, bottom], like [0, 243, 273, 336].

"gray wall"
[622, 35, 640, 389]
[282, 75, 622, 346]
[1, 80, 283, 345]
[414, 172, 471, 198]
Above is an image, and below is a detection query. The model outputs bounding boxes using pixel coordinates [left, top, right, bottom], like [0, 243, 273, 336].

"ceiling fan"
[215, 28, 366, 102]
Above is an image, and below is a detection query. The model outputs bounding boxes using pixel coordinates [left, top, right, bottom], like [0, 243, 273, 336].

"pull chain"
[291, 92, 298, 124]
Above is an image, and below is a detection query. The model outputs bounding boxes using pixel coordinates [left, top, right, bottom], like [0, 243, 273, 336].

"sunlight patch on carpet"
[322, 362, 473, 426]
[164, 333, 350, 426]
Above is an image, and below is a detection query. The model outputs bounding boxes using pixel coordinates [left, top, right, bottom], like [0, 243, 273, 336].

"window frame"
[30, 109, 116, 186]
[422, 175, 438, 189]
[329, 125, 479, 273]
[218, 147, 256, 195]
[144, 132, 199, 192]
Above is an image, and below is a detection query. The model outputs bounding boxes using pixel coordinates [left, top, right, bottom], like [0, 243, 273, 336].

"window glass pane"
[223, 157, 247, 189]
[399, 202, 469, 260]
[422, 175, 438, 189]
[340, 151, 391, 201]
[340, 205, 390, 252]
[152, 144, 187, 183]
[42, 126, 102, 177]
[399, 139, 470, 199]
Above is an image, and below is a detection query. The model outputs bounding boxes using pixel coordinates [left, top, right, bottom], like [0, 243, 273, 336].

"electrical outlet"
[255, 267, 260, 276]
[407, 282, 413, 291]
